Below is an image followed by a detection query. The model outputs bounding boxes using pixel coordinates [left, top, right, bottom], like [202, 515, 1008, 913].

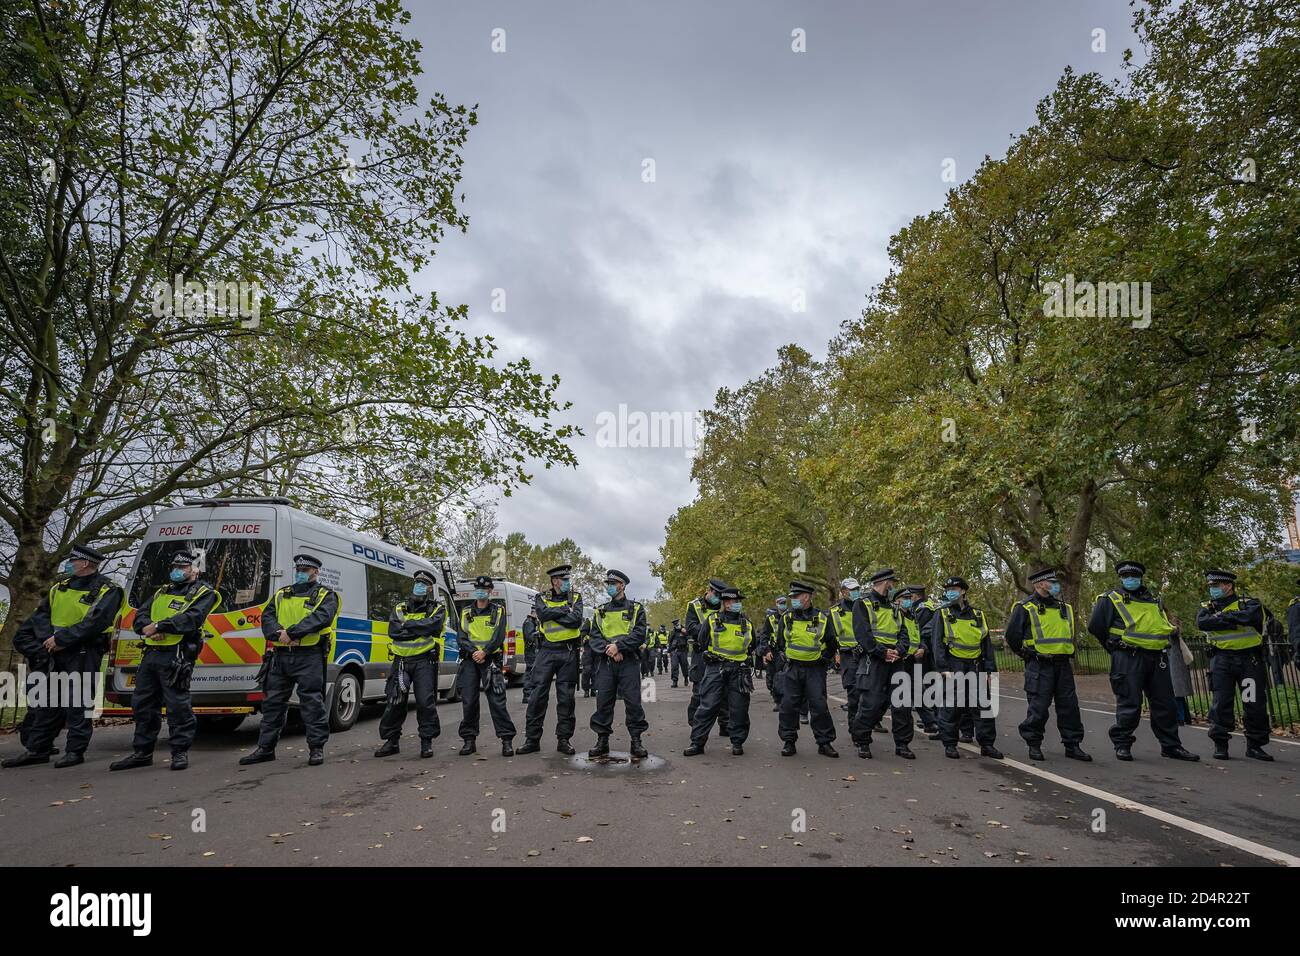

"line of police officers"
[4, 548, 1292, 768]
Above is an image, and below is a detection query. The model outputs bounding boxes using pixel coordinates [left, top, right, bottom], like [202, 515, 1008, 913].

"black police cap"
[472, 574, 494, 589]
[68, 544, 107, 564]
[1115, 560, 1145, 576]
[1027, 567, 1057, 584]
[606, 569, 630, 586]
[868, 568, 897, 584]
[1205, 569, 1236, 583]
[943, 575, 969, 590]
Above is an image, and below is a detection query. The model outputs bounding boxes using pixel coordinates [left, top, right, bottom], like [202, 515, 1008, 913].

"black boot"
[517, 738, 540, 754]
[1213, 743, 1230, 760]
[1, 750, 51, 768]
[54, 752, 85, 769]
[556, 738, 576, 756]
[1114, 746, 1133, 761]
[959, 732, 974, 743]
[501, 739, 514, 757]
[980, 745, 1004, 760]
[857, 743, 872, 759]
[1064, 745, 1092, 762]
[731, 744, 743, 756]
[1028, 745, 1045, 761]
[420, 739, 435, 758]
[308, 747, 324, 766]
[895, 745, 915, 760]
[1161, 746, 1199, 762]
[1245, 746, 1274, 762]
[588, 734, 610, 758]
[944, 745, 960, 759]
[110, 750, 153, 771]
[169, 751, 189, 771]
[239, 748, 276, 766]
[817, 743, 839, 758]
[374, 738, 400, 758]
[684, 743, 704, 756]
[781, 740, 796, 756]
[629, 736, 647, 759]
[459, 739, 476, 756]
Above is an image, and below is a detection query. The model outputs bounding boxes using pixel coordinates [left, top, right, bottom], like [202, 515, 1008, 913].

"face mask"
[901, 598, 914, 610]
[1120, 576, 1142, 591]
[413, 583, 429, 597]
[294, 571, 310, 585]
[169, 568, 186, 583]
[848, 590, 860, 601]
[944, 589, 960, 602]
[887, 586, 897, 599]
[731, 602, 743, 614]
[790, 597, 803, 610]
[776, 603, 786, 613]
[706, 593, 720, 607]
[61, 560, 75, 575]
[606, 584, 619, 597]
[473, 588, 488, 600]
[559, 579, 571, 593]
[1209, 586, 1224, 600]
[1049, 582, 1061, 597]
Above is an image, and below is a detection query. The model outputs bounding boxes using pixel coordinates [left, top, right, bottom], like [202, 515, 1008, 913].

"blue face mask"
[729, 602, 743, 614]
[790, 596, 803, 610]
[901, 598, 914, 610]
[294, 570, 310, 585]
[169, 568, 186, 583]
[606, 584, 619, 597]
[848, 590, 860, 601]
[559, 579, 571, 593]
[776, 603, 787, 613]
[707, 593, 720, 607]
[61, 560, 75, 575]
[473, 588, 488, 600]
[944, 589, 960, 602]
[1121, 576, 1142, 591]
[1209, 586, 1224, 600]
[1049, 582, 1062, 597]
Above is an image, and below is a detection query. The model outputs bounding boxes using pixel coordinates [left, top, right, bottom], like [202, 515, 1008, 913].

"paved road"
[1, 672, 1295, 867]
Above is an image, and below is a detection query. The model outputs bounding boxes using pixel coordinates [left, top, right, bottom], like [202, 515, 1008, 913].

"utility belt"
[397, 647, 441, 663]
[785, 656, 824, 667]
[540, 638, 580, 649]
[1027, 650, 1072, 664]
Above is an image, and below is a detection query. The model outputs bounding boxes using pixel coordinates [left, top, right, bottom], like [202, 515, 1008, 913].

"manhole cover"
[569, 751, 668, 771]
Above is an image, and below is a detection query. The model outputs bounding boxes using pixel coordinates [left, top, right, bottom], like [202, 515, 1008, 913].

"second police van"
[105, 497, 462, 733]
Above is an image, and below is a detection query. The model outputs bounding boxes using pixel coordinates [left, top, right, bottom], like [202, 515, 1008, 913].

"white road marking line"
[1000, 693, 1300, 747]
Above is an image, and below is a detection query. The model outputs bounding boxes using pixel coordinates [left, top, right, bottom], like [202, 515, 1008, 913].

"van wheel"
[196, 714, 246, 734]
[328, 670, 362, 732]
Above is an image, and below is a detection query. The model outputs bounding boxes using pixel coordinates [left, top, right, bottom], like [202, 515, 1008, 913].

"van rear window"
[130, 539, 273, 611]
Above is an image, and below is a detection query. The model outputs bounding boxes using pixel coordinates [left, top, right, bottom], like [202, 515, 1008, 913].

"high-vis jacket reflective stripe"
[540, 595, 581, 642]
[393, 601, 444, 657]
[830, 606, 853, 648]
[708, 617, 751, 662]
[271, 586, 339, 647]
[460, 605, 503, 650]
[1022, 601, 1075, 655]
[941, 608, 988, 660]
[1200, 599, 1262, 651]
[866, 601, 903, 647]
[900, 613, 920, 648]
[143, 584, 220, 646]
[597, 602, 641, 640]
[784, 612, 826, 662]
[1103, 591, 1173, 650]
[48, 581, 119, 643]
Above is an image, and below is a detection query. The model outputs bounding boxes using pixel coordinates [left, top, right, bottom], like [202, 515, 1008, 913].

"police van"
[105, 497, 460, 733]
[451, 578, 538, 683]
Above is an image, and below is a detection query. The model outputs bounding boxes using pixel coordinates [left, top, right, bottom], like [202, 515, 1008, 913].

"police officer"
[849, 569, 915, 760]
[1086, 560, 1198, 762]
[519, 564, 583, 755]
[686, 578, 730, 737]
[656, 626, 669, 673]
[668, 619, 690, 687]
[521, 607, 540, 705]
[579, 616, 596, 698]
[112, 550, 220, 771]
[831, 578, 862, 719]
[456, 575, 517, 756]
[761, 595, 787, 711]
[767, 581, 838, 757]
[683, 586, 755, 756]
[1004, 567, 1089, 762]
[240, 553, 339, 767]
[1196, 569, 1272, 761]
[587, 570, 649, 759]
[899, 585, 941, 736]
[3, 545, 122, 769]
[931, 576, 1002, 760]
[375, 569, 445, 759]
[640, 619, 655, 679]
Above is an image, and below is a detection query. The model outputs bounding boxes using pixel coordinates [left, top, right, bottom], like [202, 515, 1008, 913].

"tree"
[0, 0, 576, 651]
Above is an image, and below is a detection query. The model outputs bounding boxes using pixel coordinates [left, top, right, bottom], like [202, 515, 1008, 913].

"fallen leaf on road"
[983, 851, 999, 858]
[576, 836, 593, 843]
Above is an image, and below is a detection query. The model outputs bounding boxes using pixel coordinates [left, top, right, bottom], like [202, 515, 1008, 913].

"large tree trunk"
[0, 525, 59, 661]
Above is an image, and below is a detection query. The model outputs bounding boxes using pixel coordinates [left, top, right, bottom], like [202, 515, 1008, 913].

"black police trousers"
[852, 655, 913, 746]
[26, 647, 102, 757]
[131, 646, 197, 754]
[1208, 648, 1270, 749]
[1107, 647, 1181, 751]
[378, 652, 441, 743]
[938, 659, 997, 747]
[19, 667, 64, 751]
[590, 653, 648, 738]
[839, 650, 862, 723]
[522, 645, 537, 701]
[1017, 654, 1084, 748]
[779, 661, 835, 745]
[458, 657, 516, 740]
[688, 665, 729, 735]
[258, 646, 329, 750]
[524, 641, 578, 742]
[580, 644, 595, 693]
[689, 659, 750, 747]
[670, 648, 689, 685]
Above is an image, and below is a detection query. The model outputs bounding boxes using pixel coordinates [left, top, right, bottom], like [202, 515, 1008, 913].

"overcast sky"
[408, 0, 1141, 594]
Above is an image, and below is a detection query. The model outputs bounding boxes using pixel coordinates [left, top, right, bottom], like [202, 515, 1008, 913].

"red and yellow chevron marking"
[113, 606, 267, 666]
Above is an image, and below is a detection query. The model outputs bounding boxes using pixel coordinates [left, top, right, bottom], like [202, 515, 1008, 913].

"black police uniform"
[11, 571, 121, 764]
[457, 602, 517, 747]
[588, 594, 649, 750]
[832, 598, 863, 723]
[129, 578, 220, 760]
[522, 587, 584, 750]
[579, 618, 596, 697]
[377, 592, 445, 751]
[930, 600, 999, 750]
[686, 592, 729, 737]
[256, 578, 339, 756]
[521, 613, 540, 704]
[668, 622, 690, 687]
[760, 606, 785, 708]
[773, 598, 838, 750]
[1196, 591, 1270, 754]
[686, 608, 755, 750]
[850, 588, 915, 753]
[1005, 593, 1085, 753]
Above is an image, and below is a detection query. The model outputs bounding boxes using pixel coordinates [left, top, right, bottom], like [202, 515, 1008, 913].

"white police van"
[105, 497, 459, 733]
